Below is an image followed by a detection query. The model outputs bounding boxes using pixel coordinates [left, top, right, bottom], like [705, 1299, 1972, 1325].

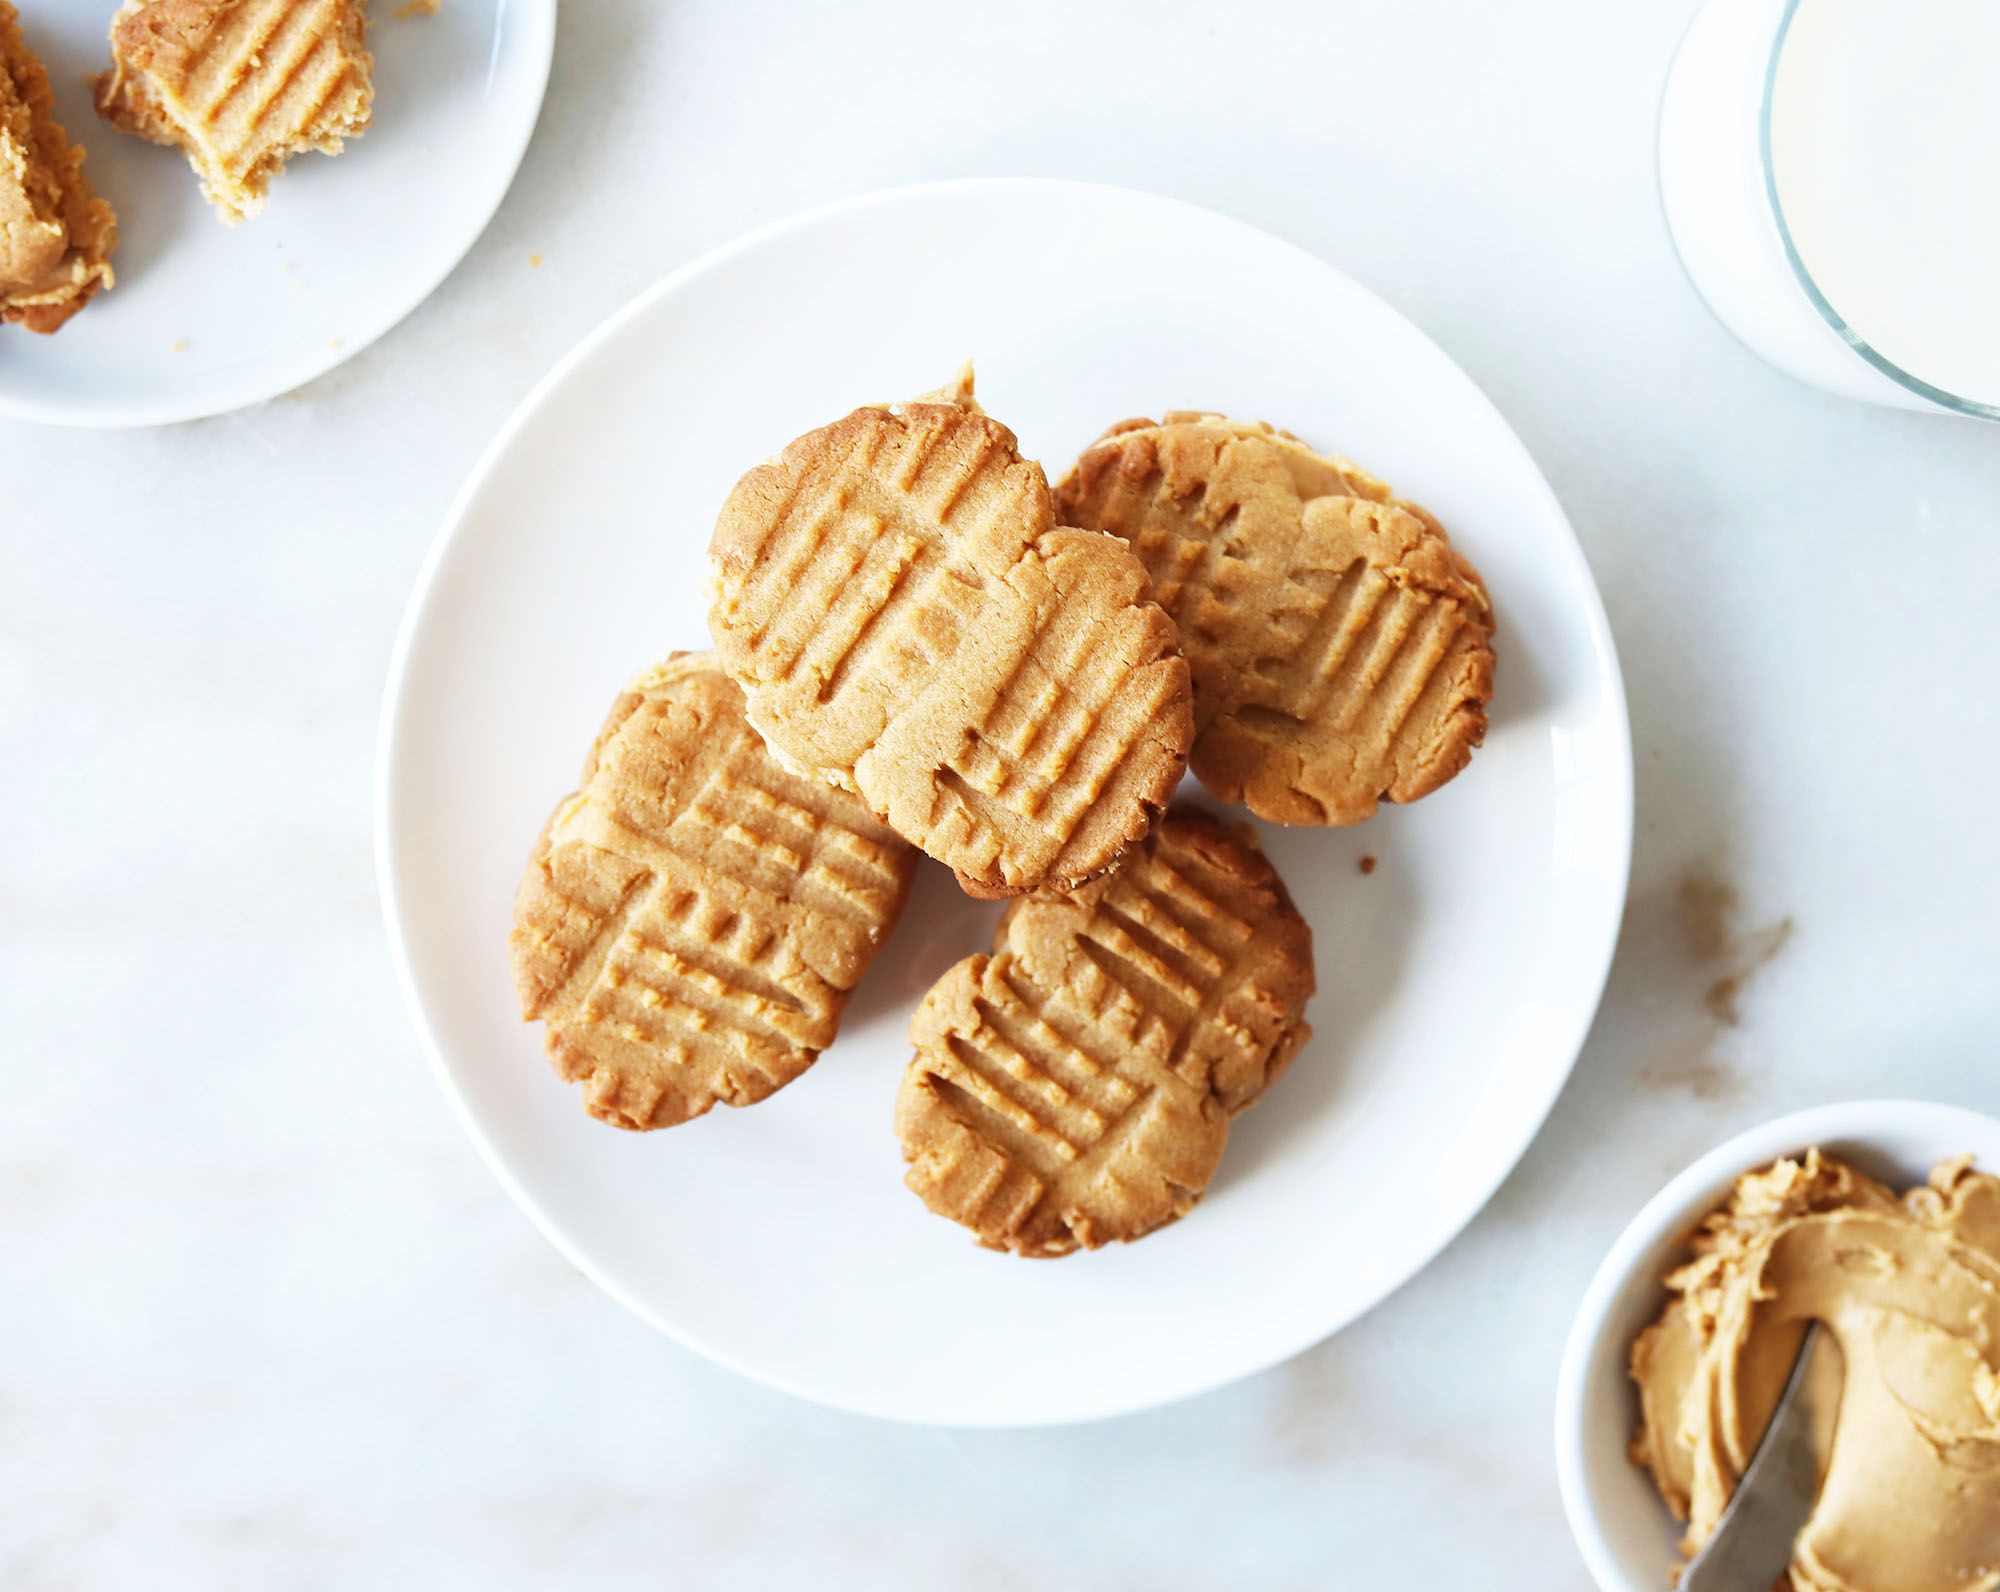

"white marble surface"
[5, 2, 1996, 1586]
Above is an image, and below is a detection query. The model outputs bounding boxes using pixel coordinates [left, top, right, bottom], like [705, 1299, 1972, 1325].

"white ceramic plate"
[377, 179, 1633, 1426]
[0, 0, 554, 428]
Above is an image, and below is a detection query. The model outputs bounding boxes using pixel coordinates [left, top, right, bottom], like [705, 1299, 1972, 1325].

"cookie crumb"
[528, 253, 543, 268]
[392, 0, 439, 17]
[1705, 919, 1794, 1025]
[1677, 863, 1795, 1026]
[1358, 855, 1376, 876]
[1639, 1054, 1740, 1102]
[170, 338, 188, 352]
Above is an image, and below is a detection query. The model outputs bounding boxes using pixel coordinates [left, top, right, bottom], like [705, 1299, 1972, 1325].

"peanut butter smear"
[1630, 1150, 2000, 1592]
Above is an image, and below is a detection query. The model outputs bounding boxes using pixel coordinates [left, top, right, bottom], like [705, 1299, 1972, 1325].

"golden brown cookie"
[96, 0, 373, 225]
[896, 810, 1314, 1256]
[0, 1, 117, 333]
[1056, 414, 1495, 826]
[708, 394, 1194, 897]
[509, 655, 918, 1131]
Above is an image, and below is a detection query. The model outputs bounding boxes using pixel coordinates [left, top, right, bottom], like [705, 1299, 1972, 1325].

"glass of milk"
[1659, 0, 2000, 419]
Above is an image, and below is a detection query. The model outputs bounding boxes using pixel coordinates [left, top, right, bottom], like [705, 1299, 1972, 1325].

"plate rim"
[374, 176, 1636, 1426]
[0, 0, 559, 430]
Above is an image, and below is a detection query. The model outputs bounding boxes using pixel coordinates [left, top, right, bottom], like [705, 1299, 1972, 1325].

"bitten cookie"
[707, 394, 1193, 898]
[1056, 414, 1495, 826]
[0, 0, 117, 332]
[509, 655, 917, 1130]
[896, 810, 1314, 1256]
[95, 0, 373, 225]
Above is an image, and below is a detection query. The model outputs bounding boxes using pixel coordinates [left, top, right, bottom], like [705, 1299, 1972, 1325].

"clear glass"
[1658, 0, 1999, 420]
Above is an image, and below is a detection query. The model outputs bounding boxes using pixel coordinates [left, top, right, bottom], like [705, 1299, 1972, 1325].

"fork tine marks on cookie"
[96, 0, 374, 224]
[897, 811, 1314, 1256]
[709, 389, 1193, 896]
[509, 655, 917, 1131]
[1055, 414, 1495, 826]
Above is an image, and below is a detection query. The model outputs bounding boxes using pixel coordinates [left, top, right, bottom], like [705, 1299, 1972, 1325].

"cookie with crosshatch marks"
[508, 654, 917, 1130]
[1055, 414, 1495, 827]
[95, 0, 373, 225]
[706, 388, 1193, 898]
[895, 810, 1314, 1256]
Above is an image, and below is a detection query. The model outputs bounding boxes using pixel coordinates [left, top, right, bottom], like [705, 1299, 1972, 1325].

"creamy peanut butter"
[1631, 1149, 2000, 1592]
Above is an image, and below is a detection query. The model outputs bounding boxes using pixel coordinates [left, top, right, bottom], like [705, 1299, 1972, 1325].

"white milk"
[1770, 0, 2000, 408]
[1658, 0, 2000, 417]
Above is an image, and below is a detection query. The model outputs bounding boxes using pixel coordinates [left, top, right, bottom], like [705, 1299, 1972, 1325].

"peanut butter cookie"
[0, 1, 116, 332]
[1056, 414, 1494, 826]
[896, 810, 1314, 1256]
[509, 655, 917, 1130]
[708, 394, 1193, 896]
[96, 0, 373, 225]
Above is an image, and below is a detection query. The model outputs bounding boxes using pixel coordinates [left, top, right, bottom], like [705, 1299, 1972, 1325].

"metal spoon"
[1681, 1323, 1834, 1592]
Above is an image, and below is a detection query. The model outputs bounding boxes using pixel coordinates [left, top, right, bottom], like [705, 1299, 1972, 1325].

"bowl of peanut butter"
[1556, 1099, 2000, 1592]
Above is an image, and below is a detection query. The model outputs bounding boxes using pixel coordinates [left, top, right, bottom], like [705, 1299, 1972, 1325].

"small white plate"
[0, 0, 554, 428]
[377, 179, 1633, 1426]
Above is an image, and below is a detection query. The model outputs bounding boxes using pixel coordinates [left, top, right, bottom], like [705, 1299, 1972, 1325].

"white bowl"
[1554, 1098, 2000, 1592]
